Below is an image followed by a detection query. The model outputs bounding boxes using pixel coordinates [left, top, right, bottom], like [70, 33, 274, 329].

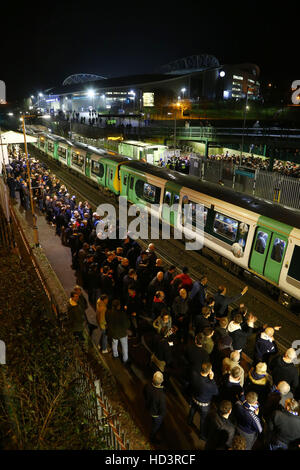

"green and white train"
[29, 130, 300, 310]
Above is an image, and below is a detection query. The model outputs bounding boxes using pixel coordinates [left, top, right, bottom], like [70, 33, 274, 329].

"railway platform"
[12, 194, 206, 450]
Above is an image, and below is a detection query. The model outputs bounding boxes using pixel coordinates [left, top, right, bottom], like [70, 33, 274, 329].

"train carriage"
[90, 152, 131, 195]
[28, 130, 300, 305]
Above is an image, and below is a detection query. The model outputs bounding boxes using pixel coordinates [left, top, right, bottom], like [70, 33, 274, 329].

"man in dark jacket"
[254, 326, 280, 365]
[144, 371, 166, 444]
[67, 290, 86, 342]
[228, 312, 256, 352]
[214, 285, 248, 319]
[205, 400, 236, 450]
[269, 348, 299, 394]
[189, 275, 208, 320]
[187, 362, 219, 440]
[267, 398, 300, 450]
[234, 391, 263, 450]
[106, 299, 130, 364]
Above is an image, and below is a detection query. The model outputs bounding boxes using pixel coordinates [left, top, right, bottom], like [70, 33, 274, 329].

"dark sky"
[1, 1, 298, 102]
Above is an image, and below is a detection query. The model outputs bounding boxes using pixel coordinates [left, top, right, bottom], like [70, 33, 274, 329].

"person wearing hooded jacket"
[228, 312, 256, 352]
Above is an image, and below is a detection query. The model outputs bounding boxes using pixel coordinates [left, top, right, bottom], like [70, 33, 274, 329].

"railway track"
[31, 146, 300, 358]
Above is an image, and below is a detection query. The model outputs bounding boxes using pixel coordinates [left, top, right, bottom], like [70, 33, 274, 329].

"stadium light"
[87, 89, 95, 98]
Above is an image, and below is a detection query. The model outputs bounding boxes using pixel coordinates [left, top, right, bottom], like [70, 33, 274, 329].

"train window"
[40, 139, 45, 148]
[255, 231, 268, 254]
[213, 213, 238, 241]
[130, 176, 134, 190]
[91, 160, 104, 178]
[182, 201, 208, 227]
[288, 245, 300, 281]
[270, 238, 286, 263]
[174, 194, 180, 204]
[48, 142, 54, 152]
[164, 191, 171, 205]
[136, 180, 160, 204]
[58, 147, 66, 159]
[123, 175, 128, 186]
[72, 152, 84, 167]
[109, 169, 114, 180]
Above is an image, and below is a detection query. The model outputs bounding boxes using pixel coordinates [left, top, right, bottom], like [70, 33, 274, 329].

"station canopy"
[0, 130, 37, 173]
[0, 130, 37, 144]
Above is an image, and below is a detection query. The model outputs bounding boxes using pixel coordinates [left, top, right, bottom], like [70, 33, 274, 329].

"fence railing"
[74, 353, 130, 450]
[189, 159, 300, 210]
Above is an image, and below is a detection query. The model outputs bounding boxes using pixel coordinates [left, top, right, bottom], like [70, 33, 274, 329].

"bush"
[0, 253, 108, 450]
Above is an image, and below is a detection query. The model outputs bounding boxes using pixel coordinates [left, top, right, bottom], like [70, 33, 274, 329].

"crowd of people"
[5, 147, 300, 451]
[208, 151, 300, 177]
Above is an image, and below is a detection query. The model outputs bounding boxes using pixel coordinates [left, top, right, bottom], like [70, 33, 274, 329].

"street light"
[240, 86, 250, 163]
[87, 89, 95, 110]
[181, 87, 186, 98]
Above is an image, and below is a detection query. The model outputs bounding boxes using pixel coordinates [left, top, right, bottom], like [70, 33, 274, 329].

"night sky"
[1, 1, 298, 102]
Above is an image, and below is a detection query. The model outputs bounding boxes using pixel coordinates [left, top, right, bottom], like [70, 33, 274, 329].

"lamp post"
[21, 115, 39, 247]
[240, 86, 250, 165]
[173, 102, 182, 156]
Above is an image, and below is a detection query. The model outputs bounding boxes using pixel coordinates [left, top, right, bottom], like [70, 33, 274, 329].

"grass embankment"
[0, 250, 107, 450]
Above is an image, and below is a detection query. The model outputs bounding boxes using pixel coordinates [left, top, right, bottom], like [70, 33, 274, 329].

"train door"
[85, 155, 91, 178]
[162, 190, 179, 226]
[249, 227, 288, 284]
[67, 149, 71, 166]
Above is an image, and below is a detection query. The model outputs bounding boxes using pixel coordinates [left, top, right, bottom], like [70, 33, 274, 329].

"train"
[27, 129, 300, 310]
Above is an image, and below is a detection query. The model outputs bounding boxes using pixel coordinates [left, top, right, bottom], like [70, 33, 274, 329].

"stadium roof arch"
[62, 73, 107, 86]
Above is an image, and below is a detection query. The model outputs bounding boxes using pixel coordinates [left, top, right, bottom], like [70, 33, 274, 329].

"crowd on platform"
[5, 148, 300, 451]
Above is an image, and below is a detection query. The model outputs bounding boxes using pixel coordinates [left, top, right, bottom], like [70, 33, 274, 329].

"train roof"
[123, 160, 300, 229]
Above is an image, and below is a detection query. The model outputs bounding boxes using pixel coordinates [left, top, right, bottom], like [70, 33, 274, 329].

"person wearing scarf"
[234, 391, 263, 450]
[254, 326, 281, 365]
[245, 362, 273, 403]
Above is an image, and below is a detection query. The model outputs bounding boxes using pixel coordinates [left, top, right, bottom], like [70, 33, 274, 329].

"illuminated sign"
[291, 80, 300, 105]
[143, 92, 154, 107]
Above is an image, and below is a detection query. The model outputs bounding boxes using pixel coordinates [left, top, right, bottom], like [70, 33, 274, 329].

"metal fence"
[74, 353, 130, 450]
[189, 158, 300, 210]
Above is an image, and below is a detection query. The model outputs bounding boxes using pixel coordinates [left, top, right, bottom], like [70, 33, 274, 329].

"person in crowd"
[106, 299, 130, 365]
[234, 391, 263, 450]
[187, 362, 219, 440]
[144, 371, 166, 444]
[262, 381, 293, 420]
[172, 266, 193, 291]
[222, 350, 245, 387]
[266, 398, 300, 450]
[67, 290, 86, 343]
[153, 311, 172, 335]
[214, 285, 248, 319]
[269, 348, 299, 394]
[244, 362, 273, 403]
[96, 294, 109, 353]
[228, 312, 256, 352]
[220, 365, 244, 405]
[253, 325, 281, 365]
[205, 400, 236, 450]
